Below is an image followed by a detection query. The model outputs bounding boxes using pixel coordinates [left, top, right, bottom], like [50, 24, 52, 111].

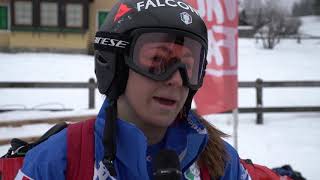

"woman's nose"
[165, 70, 183, 87]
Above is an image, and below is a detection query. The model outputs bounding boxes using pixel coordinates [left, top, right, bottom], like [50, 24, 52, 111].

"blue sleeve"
[19, 129, 67, 180]
[220, 141, 251, 180]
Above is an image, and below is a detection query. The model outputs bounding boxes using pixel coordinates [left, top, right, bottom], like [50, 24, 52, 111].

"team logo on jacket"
[184, 163, 200, 180]
[180, 12, 192, 25]
[94, 161, 117, 180]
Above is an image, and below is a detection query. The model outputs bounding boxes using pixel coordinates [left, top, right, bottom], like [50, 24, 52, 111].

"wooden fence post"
[256, 78, 263, 124]
[297, 36, 301, 44]
[88, 78, 95, 109]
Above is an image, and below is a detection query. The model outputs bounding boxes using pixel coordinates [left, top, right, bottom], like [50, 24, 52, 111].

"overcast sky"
[279, 0, 301, 10]
[239, 0, 302, 12]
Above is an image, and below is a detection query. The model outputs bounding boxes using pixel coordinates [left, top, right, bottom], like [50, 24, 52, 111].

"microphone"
[152, 149, 182, 180]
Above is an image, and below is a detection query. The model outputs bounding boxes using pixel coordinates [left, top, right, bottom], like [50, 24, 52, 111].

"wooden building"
[0, 0, 117, 54]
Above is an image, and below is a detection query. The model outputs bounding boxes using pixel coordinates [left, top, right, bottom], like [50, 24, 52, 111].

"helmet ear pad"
[95, 50, 128, 98]
[95, 50, 117, 95]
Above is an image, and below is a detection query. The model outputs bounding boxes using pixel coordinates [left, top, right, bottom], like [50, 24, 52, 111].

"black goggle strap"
[94, 31, 131, 53]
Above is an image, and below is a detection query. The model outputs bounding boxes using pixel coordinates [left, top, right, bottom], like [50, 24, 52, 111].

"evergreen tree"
[314, 0, 320, 15]
[292, 2, 301, 16]
[291, 0, 314, 16]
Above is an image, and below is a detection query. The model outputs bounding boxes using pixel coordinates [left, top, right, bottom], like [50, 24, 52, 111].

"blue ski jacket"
[17, 99, 249, 180]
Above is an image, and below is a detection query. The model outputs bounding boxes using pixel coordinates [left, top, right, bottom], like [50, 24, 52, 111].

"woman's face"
[122, 42, 191, 128]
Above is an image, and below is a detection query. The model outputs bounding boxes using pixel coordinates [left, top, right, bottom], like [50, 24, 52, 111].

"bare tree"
[241, 0, 302, 49]
[242, 0, 264, 11]
[281, 18, 302, 36]
[242, 0, 265, 29]
[250, 0, 289, 49]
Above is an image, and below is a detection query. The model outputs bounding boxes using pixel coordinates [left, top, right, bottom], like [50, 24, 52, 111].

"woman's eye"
[151, 55, 164, 63]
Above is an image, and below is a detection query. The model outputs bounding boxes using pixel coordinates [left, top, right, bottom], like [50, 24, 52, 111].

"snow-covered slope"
[300, 16, 320, 37]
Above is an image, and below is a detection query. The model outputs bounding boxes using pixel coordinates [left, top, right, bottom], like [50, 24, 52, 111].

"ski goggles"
[94, 28, 207, 90]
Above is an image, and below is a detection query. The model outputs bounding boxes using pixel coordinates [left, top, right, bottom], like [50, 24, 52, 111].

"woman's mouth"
[153, 96, 177, 106]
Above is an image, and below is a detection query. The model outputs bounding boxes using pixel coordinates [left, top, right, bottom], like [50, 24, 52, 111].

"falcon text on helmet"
[136, 0, 200, 16]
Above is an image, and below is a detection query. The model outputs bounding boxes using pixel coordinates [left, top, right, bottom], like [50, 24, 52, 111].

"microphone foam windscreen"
[152, 149, 182, 180]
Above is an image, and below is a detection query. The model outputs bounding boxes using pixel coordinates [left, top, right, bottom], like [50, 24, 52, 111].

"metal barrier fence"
[0, 78, 97, 109]
[237, 79, 320, 124]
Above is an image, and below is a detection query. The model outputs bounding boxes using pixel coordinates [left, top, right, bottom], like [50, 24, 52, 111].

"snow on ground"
[0, 35, 320, 179]
[207, 112, 320, 180]
[238, 38, 320, 109]
[0, 53, 95, 82]
[300, 16, 320, 37]
[0, 53, 105, 110]
[210, 38, 320, 180]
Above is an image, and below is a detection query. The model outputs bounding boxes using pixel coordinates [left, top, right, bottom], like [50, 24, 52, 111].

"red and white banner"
[187, 0, 239, 115]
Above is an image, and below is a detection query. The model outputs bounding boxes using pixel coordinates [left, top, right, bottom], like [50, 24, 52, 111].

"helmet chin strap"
[102, 53, 128, 177]
[103, 99, 117, 177]
[103, 78, 121, 177]
[184, 90, 197, 118]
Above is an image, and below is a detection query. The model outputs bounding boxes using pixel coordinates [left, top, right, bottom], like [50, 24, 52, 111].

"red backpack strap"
[240, 159, 291, 180]
[66, 119, 95, 180]
[0, 157, 24, 180]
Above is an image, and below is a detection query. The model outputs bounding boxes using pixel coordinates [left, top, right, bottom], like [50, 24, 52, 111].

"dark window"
[0, 6, 8, 30]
